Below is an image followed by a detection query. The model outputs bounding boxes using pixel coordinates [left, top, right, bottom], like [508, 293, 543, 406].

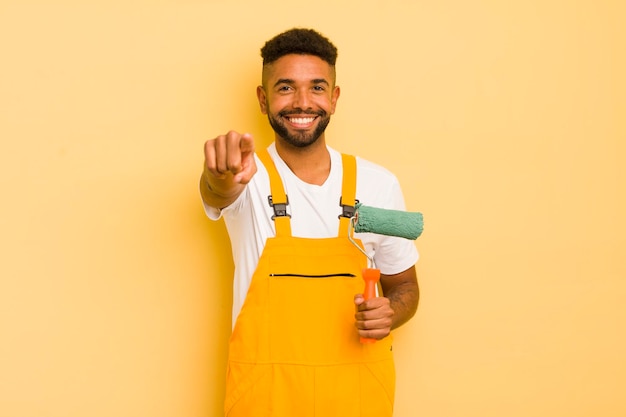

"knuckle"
[226, 130, 241, 141]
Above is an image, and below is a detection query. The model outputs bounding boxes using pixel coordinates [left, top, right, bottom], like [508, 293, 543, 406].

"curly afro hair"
[260, 28, 338, 66]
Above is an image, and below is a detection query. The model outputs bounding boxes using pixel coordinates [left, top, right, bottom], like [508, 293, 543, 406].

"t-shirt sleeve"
[202, 186, 250, 221]
[361, 167, 420, 275]
[201, 200, 222, 220]
[374, 182, 420, 274]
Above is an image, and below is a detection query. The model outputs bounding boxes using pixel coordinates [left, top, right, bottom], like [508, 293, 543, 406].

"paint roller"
[353, 203, 423, 239]
[349, 203, 423, 344]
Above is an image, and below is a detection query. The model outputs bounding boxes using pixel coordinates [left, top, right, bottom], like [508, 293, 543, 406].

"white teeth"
[289, 117, 315, 124]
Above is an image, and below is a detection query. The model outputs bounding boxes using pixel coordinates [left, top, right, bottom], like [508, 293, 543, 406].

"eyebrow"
[273, 78, 330, 87]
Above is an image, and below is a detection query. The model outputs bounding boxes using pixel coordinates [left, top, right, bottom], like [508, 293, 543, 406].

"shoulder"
[328, 146, 399, 184]
[355, 156, 399, 185]
[328, 146, 408, 211]
[351, 153, 406, 210]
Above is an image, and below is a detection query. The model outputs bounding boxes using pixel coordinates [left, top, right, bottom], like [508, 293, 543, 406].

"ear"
[256, 85, 268, 114]
[330, 85, 341, 115]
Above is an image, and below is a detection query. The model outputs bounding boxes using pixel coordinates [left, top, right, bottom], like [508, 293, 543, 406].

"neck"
[275, 136, 331, 185]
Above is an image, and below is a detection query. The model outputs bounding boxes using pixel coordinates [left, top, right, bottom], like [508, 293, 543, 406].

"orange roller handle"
[360, 267, 380, 344]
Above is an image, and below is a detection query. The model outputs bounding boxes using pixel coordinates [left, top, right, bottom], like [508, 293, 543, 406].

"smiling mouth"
[286, 116, 317, 126]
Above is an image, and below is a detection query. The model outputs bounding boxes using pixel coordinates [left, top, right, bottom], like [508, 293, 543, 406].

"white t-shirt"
[204, 143, 419, 324]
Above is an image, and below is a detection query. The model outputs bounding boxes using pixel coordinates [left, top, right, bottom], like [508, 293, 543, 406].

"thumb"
[354, 294, 365, 306]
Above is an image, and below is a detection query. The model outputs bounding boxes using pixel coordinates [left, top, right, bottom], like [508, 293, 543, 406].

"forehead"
[262, 54, 335, 85]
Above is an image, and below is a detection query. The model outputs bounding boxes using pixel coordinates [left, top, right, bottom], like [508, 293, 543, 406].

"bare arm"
[354, 265, 419, 340]
[200, 131, 257, 209]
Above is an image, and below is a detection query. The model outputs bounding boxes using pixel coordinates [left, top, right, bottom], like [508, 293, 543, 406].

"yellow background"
[1, 1, 624, 416]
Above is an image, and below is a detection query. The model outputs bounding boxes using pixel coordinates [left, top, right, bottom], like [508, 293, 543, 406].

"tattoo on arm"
[381, 267, 419, 330]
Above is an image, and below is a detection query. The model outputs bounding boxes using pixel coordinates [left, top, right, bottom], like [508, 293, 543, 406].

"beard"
[267, 109, 331, 148]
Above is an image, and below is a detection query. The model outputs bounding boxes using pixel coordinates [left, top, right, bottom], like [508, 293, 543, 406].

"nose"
[292, 89, 312, 110]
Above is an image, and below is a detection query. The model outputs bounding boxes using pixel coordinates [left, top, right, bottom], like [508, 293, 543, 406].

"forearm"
[386, 281, 419, 330]
[380, 266, 419, 330]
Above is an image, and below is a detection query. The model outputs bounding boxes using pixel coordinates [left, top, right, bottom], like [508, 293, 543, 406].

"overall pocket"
[267, 255, 364, 365]
[270, 273, 356, 278]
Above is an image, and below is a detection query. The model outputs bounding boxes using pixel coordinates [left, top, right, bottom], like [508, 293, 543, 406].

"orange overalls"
[224, 149, 395, 417]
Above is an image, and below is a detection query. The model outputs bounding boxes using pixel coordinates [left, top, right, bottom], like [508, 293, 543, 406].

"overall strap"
[338, 153, 357, 237]
[257, 148, 292, 237]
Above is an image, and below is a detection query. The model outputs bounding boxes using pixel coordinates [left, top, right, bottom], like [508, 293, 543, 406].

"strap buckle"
[268, 195, 290, 219]
[339, 197, 359, 219]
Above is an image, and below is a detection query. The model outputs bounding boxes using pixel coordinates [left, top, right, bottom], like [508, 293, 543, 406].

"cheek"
[312, 95, 334, 111]
[327, 98, 337, 114]
[266, 97, 287, 113]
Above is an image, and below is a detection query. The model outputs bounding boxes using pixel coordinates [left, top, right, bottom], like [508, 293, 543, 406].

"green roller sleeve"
[354, 203, 424, 240]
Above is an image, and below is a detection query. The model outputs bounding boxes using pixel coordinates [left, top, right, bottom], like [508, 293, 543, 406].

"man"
[201, 28, 419, 417]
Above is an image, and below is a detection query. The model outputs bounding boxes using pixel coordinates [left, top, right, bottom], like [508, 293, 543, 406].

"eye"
[277, 85, 292, 92]
[313, 85, 325, 92]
